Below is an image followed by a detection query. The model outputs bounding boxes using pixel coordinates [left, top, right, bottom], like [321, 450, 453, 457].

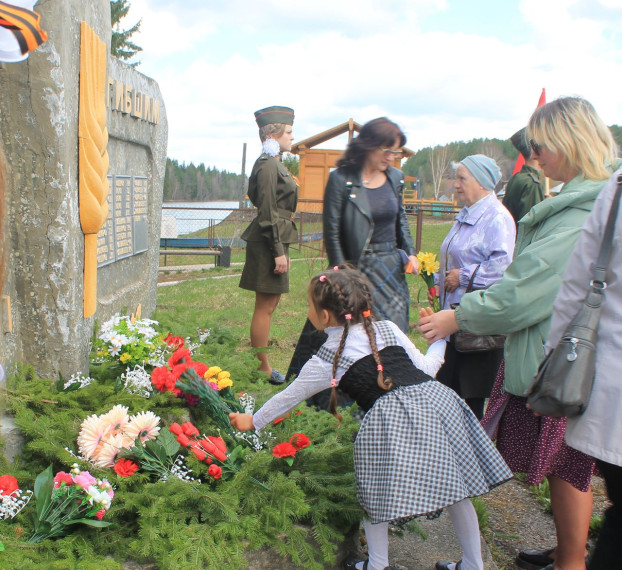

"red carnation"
[190, 361, 208, 377]
[171, 362, 190, 379]
[208, 464, 222, 479]
[113, 459, 139, 478]
[272, 442, 297, 458]
[289, 433, 311, 450]
[95, 509, 107, 520]
[181, 422, 200, 438]
[168, 348, 192, 369]
[190, 444, 207, 462]
[52, 471, 73, 489]
[164, 332, 185, 349]
[152, 366, 176, 393]
[0, 474, 19, 496]
[272, 413, 290, 426]
[177, 433, 191, 447]
[169, 423, 183, 436]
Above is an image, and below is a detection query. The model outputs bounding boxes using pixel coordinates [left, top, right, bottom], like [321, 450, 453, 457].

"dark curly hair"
[336, 117, 406, 172]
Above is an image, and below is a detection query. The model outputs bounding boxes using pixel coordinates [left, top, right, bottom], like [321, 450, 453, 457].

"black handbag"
[450, 265, 506, 353]
[526, 174, 622, 417]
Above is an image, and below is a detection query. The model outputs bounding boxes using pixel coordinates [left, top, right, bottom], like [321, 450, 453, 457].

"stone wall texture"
[0, 0, 167, 380]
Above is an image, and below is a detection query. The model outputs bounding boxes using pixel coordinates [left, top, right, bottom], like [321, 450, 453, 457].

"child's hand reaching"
[229, 412, 255, 431]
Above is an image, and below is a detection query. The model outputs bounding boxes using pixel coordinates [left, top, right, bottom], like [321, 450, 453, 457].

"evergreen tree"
[110, 0, 142, 66]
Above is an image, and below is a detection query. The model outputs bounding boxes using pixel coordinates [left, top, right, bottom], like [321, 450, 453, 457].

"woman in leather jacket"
[323, 117, 419, 332]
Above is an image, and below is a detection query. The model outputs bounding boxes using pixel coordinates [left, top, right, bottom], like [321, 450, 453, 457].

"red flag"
[512, 88, 546, 175]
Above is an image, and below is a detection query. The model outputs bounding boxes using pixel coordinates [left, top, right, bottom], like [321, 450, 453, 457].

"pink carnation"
[73, 471, 97, 489]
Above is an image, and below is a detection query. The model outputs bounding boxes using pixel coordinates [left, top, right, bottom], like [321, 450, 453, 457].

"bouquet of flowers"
[74, 404, 188, 481]
[0, 474, 32, 521]
[416, 251, 441, 312]
[151, 348, 243, 436]
[28, 464, 113, 543]
[91, 315, 166, 367]
[169, 422, 268, 489]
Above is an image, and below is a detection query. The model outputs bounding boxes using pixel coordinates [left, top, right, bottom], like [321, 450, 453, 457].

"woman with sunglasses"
[323, 117, 419, 333]
[419, 96, 620, 570]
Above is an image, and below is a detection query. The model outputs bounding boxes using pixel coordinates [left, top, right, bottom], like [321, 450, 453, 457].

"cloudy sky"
[126, 0, 622, 174]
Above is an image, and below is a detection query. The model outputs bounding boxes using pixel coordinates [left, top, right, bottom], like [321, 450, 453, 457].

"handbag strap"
[465, 264, 480, 293]
[592, 173, 622, 288]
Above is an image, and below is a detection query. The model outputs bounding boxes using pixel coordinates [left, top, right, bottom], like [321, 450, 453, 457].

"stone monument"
[0, 0, 167, 381]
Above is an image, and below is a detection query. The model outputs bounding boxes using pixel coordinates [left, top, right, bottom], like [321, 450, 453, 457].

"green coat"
[241, 154, 298, 257]
[456, 166, 619, 396]
[502, 164, 544, 225]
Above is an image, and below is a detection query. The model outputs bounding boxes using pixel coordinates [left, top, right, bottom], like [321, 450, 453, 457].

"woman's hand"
[427, 285, 440, 305]
[229, 412, 255, 431]
[274, 255, 289, 274]
[418, 309, 459, 343]
[444, 268, 461, 292]
[408, 255, 420, 275]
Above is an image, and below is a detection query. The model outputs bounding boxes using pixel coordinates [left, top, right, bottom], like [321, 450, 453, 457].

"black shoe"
[435, 561, 461, 570]
[268, 369, 286, 385]
[516, 547, 555, 570]
[342, 558, 367, 570]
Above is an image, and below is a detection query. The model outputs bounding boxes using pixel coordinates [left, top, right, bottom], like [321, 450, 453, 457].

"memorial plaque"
[96, 176, 116, 267]
[97, 174, 150, 266]
[133, 176, 148, 254]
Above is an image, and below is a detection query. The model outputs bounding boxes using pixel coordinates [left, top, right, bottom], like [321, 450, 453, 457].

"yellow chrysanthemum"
[204, 366, 222, 379]
[217, 378, 233, 390]
[217, 371, 230, 381]
[120, 353, 132, 363]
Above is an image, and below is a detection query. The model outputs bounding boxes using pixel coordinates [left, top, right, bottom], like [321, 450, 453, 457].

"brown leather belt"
[278, 208, 296, 221]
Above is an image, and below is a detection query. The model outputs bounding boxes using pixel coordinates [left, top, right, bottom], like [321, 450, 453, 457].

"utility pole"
[238, 142, 247, 208]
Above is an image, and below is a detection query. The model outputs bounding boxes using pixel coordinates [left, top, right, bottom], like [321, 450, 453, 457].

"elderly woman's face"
[454, 165, 488, 206]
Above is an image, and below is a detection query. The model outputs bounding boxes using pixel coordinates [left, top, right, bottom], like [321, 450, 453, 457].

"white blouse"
[253, 321, 446, 430]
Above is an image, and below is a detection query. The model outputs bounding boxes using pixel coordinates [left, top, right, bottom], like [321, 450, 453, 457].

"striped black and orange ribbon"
[0, 1, 48, 56]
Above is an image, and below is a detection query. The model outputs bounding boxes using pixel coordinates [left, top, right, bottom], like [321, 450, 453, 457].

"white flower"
[125, 411, 160, 443]
[86, 485, 112, 509]
[122, 365, 153, 398]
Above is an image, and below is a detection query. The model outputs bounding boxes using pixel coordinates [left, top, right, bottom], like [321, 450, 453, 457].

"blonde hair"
[258, 123, 287, 143]
[528, 97, 617, 181]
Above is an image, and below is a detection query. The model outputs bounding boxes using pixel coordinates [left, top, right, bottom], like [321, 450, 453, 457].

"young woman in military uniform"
[239, 106, 298, 384]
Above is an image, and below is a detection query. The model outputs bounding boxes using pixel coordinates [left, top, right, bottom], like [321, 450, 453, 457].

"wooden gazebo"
[290, 119, 414, 212]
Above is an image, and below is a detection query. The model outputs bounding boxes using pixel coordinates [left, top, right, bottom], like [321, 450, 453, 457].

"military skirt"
[239, 240, 290, 295]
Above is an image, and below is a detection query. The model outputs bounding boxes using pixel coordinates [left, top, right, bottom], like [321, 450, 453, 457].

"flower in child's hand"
[289, 433, 311, 451]
[113, 459, 139, 478]
[272, 442, 297, 458]
[0, 475, 19, 496]
[208, 464, 222, 479]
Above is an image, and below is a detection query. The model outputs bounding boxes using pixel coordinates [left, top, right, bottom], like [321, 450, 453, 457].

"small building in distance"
[290, 119, 414, 212]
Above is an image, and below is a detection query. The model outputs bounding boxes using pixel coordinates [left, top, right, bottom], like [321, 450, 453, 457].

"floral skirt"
[481, 361, 596, 492]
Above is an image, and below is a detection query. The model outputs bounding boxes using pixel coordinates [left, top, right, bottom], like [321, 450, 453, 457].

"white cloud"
[127, 1, 622, 173]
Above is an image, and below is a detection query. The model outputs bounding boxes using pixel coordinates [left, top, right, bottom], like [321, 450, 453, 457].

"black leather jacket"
[323, 166, 416, 265]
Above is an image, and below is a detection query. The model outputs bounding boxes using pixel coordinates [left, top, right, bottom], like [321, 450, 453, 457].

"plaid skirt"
[358, 244, 410, 333]
[354, 381, 512, 524]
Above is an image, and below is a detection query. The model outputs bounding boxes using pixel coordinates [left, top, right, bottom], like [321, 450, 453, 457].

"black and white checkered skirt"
[354, 380, 512, 524]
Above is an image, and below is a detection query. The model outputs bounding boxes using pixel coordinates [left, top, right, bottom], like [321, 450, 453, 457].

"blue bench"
[159, 238, 231, 267]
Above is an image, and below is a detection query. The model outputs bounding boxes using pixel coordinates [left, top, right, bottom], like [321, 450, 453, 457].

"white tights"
[362, 499, 483, 570]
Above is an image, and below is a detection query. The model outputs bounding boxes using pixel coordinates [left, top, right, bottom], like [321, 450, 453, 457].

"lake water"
[161, 200, 240, 236]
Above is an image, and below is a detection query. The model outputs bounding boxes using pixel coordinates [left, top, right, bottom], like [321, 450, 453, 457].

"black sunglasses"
[529, 139, 543, 156]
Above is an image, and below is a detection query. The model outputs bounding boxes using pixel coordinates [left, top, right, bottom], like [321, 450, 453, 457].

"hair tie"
[331, 378, 338, 388]
[333, 266, 339, 271]
[377, 365, 383, 372]
[319, 275, 326, 282]
[344, 314, 352, 320]
[362, 309, 372, 318]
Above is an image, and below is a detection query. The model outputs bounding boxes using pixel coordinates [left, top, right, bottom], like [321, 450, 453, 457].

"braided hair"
[308, 265, 393, 419]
